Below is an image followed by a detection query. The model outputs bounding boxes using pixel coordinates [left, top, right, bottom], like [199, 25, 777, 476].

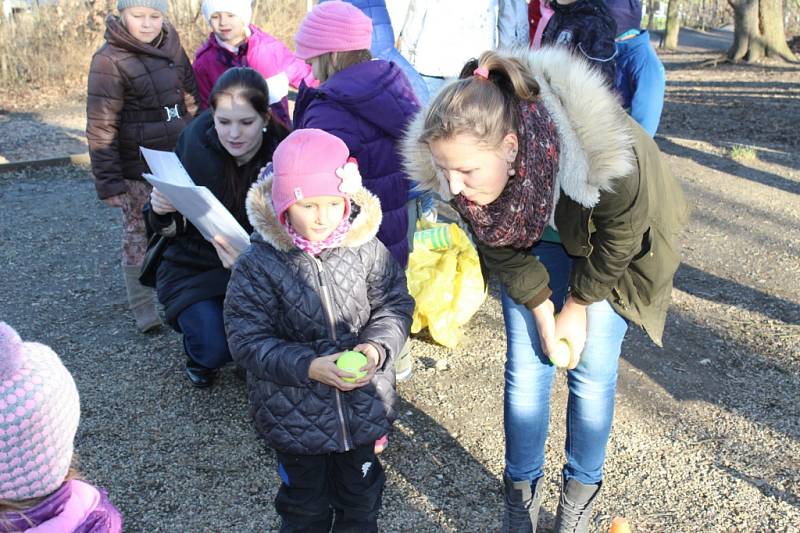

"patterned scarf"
[284, 216, 352, 256]
[453, 100, 560, 248]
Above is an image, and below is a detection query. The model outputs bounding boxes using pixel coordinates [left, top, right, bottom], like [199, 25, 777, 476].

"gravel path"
[1, 49, 798, 532]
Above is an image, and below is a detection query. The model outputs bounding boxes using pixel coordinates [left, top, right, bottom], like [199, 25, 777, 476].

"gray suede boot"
[122, 265, 161, 333]
[501, 474, 542, 533]
[553, 478, 601, 533]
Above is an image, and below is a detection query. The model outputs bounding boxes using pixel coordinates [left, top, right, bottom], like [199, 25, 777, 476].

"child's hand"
[308, 353, 363, 391]
[349, 343, 380, 386]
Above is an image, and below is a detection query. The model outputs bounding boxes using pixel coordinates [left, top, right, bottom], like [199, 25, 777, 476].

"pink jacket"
[193, 24, 315, 122]
[0, 480, 122, 532]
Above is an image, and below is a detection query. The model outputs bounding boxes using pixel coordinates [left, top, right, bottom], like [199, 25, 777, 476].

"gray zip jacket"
[224, 173, 414, 455]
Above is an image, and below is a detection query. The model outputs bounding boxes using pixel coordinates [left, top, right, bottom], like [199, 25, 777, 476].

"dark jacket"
[86, 16, 199, 200]
[144, 110, 286, 328]
[224, 175, 414, 455]
[293, 59, 420, 267]
[541, 0, 618, 84]
[403, 46, 688, 346]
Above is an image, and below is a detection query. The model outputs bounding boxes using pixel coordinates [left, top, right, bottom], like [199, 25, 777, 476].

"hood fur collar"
[245, 172, 383, 252]
[402, 46, 636, 209]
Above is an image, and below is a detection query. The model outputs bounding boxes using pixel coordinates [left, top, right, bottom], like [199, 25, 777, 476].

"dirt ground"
[1, 37, 798, 532]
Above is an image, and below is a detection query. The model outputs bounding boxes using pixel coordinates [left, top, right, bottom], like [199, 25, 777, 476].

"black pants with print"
[275, 444, 385, 533]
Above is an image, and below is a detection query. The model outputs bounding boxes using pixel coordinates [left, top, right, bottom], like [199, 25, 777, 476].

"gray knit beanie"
[117, 0, 168, 14]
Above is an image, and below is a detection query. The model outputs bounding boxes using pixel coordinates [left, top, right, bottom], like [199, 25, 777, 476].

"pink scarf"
[284, 217, 352, 256]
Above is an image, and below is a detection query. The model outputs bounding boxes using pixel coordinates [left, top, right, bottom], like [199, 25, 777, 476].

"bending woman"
[145, 67, 289, 388]
[403, 47, 688, 532]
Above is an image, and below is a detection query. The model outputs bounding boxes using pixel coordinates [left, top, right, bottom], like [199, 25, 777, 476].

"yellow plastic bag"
[406, 222, 486, 348]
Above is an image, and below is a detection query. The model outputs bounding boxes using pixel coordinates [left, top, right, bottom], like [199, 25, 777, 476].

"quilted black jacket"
[224, 173, 414, 455]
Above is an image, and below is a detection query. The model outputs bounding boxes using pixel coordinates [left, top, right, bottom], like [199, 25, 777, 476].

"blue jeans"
[176, 298, 232, 369]
[501, 241, 628, 485]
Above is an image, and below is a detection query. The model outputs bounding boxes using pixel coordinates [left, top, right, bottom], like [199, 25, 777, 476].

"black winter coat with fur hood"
[223, 175, 414, 455]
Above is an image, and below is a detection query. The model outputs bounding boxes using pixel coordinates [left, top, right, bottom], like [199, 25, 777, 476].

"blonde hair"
[419, 50, 540, 149]
[0, 466, 81, 527]
[314, 49, 372, 82]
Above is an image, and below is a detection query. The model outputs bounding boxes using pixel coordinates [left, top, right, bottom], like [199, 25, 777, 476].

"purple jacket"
[0, 480, 122, 532]
[193, 24, 315, 126]
[293, 60, 420, 266]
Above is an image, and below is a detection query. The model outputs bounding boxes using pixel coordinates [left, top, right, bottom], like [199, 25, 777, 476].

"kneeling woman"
[404, 48, 688, 532]
[145, 67, 289, 388]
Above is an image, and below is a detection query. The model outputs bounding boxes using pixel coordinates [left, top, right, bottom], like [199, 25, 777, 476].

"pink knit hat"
[294, 1, 373, 61]
[271, 129, 362, 223]
[0, 322, 80, 501]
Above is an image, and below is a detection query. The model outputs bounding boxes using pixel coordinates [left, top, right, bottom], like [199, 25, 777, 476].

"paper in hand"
[140, 148, 251, 253]
[266, 72, 290, 105]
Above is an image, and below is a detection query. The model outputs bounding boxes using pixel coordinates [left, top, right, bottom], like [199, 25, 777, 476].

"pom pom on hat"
[0, 322, 80, 501]
[0, 322, 23, 377]
[295, 1, 373, 61]
[117, 0, 168, 14]
[202, 0, 253, 26]
[270, 129, 361, 223]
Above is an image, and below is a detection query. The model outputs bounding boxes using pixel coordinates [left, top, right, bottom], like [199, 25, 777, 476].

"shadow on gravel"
[384, 400, 556, 531]
[675, 263, 800, 325]
[0, 109, 87, 163]
[620, 317, 800, 511]
[658, 137, 800, 194]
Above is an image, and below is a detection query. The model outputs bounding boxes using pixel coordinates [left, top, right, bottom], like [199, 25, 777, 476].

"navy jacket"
[541, 0, 618, 84]
[294, 59, 420, 267]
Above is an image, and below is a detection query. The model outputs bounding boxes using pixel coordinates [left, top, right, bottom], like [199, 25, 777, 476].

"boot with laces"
[553, 478, 601, 533]
[501, 474, 542, 533]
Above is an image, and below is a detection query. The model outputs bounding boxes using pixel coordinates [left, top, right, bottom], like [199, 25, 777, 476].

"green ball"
[549, 339, 572, 369]
[337, 350, 368, 382]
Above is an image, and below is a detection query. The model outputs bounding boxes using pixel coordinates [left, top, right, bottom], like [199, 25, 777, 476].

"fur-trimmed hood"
[245, 171, 383, 252]
[401, 46, 636, 209]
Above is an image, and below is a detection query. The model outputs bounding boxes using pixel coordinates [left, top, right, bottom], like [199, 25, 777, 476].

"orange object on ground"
[610, 516, 632, 533]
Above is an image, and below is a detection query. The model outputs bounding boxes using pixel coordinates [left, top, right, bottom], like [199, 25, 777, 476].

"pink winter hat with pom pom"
[294, 0, 373, 60]
[270, 128, 360, 223]
[0, 322, 80, 501]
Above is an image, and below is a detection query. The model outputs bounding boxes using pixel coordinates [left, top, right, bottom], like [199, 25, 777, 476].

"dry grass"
[0, 0, 307, 108]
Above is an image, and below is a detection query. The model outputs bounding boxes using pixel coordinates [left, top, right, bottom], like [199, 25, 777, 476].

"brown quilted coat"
[86, 16, 198, 199]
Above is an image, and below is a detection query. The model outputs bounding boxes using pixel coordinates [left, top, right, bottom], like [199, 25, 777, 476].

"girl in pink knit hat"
[0, 323, 123, 532]
[223, 128, 414, 531]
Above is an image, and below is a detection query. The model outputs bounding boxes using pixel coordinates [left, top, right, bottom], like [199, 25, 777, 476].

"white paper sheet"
[266, 72, 290, 105]
[140, 148, 251, 254]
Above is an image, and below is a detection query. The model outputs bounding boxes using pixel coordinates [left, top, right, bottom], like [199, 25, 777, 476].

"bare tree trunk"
[728, 0, 764, 61]
[760, 0, 798, 61]
[646, 0, 656, 29]
[728, 0, 797, 62]
[663, 0, 681, 49]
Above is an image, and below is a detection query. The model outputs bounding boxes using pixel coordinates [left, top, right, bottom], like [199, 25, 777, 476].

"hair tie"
[473, 66, 489, 80]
